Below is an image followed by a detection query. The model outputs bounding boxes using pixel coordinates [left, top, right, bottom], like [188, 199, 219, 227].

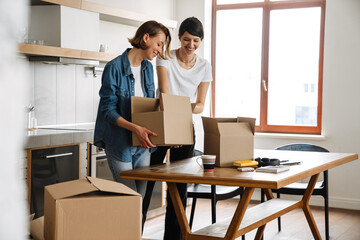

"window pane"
[267, 7, 321, 126]
[215, 8, 263, 122]
[217, 0, 264, 4]
[270, 0, 316, 2]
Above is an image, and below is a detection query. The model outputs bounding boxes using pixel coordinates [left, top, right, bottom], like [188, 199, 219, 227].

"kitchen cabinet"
[27, 143, 80, 218]
[21, 0, 177, 62]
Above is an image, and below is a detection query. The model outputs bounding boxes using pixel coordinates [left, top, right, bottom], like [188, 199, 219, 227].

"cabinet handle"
[46, 152, 73, 159]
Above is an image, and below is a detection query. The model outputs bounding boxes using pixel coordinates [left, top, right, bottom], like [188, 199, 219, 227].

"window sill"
[255, 132, 325, 141]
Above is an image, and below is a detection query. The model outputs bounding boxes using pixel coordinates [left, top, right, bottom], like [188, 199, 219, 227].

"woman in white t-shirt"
[142, 17, 212, 240]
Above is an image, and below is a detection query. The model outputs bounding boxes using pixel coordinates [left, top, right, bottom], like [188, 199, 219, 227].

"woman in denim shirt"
[94, 21, 171, 199]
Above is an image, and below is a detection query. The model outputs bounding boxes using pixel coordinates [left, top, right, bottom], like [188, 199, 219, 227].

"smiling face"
[143, 32, 166, 60]
[179, 31, 201, 55]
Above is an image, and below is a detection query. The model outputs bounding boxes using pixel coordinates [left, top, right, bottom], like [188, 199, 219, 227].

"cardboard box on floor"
[44, 176, 141, 240]
[29, 216, 154, 240]
[131, 93, 194, 146]
[202, 117, 256, 167]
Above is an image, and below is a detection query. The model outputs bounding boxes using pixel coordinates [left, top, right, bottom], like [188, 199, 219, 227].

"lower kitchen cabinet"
[27, 143, 80, 219]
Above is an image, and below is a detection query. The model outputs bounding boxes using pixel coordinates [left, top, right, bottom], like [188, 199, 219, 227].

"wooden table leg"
[255, 225, 266, 240]
[301, 173, 322, 240]
[254, 188, 275, 239]
[224, 187, 255, 240]
[263, 188, 274, 200]
[167, 182, 191, 240]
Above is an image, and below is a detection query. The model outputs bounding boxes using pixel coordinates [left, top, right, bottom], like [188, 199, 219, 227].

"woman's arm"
[116, 117, 157, 149]
[100, 65, 156, 148]
[157, 66, 170, 94]
[193, 81, 211, 114]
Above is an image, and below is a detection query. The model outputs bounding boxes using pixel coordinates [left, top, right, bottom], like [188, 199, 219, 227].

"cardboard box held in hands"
[44, 177, 141, 240]
[131, 93, 194, 146]
[202, 117, 256, 167]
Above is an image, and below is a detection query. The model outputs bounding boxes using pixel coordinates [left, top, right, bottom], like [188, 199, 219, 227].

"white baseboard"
[251, 189, 360, 210]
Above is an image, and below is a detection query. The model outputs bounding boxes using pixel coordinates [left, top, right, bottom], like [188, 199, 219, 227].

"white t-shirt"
[156, 49, 212, 102]
[131, 65, 144, 97]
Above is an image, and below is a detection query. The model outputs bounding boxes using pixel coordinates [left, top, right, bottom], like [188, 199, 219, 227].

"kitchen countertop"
[25, 123, 95, 149]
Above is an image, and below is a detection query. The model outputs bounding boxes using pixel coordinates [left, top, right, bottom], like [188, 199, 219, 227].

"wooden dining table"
[120, 149, 358, 240]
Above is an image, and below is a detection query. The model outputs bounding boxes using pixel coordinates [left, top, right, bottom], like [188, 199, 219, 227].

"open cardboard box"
[202, 116, 256, 167]
[43, 176, 141, 240]
[131, 93, 193, 146]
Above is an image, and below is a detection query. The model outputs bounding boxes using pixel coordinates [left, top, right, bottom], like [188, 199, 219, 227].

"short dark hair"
[178, 17, 204, 40]
[128, 20, 171, 59]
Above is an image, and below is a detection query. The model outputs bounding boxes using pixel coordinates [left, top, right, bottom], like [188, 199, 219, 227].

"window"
[212, 0, 325, 134]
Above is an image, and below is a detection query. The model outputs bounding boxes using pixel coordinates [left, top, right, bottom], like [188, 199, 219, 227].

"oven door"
[89, 144, 113, 181]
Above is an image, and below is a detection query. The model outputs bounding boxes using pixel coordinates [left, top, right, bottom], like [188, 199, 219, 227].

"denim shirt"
[94, 48, 155, 162]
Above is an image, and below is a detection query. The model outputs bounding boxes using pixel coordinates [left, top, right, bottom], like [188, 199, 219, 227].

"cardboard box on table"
[43, 176, 141, 240]
[202, 117, 256, 167]
[131, 93, 194, 146]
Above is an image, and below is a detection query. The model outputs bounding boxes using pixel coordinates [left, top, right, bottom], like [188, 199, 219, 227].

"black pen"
[281, 161, 302, 166]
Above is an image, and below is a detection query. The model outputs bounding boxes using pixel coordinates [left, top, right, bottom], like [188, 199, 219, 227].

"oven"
[87, 142, 113, 181]
[28, 144, 80, 218]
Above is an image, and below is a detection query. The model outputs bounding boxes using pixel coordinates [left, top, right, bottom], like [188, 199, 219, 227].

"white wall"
[0, 0, 28, 239]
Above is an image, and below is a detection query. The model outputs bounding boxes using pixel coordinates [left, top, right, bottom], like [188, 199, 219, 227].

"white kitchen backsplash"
[34, 62, 57, 125]
[76, 65, 95, 123]
[28, 62, 102, 126]
[56, 64, 76, 124]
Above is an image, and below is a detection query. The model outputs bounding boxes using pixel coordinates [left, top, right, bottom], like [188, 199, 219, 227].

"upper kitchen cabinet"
[29, 4, 99, 51]
[20, 0, 177, 62]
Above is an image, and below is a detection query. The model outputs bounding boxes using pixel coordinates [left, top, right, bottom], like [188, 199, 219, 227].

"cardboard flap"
[30, 216, 45, 240]
[202, 117, 238, 135]
[87, 176, 140, 196]
[202, 117, 219, 135]
[217, 122, 252, 136]
[131, 96, 159, 114]
[237, 117, 256, 134]
[45, 179, 98, 200]
[160, 93, 191, 113]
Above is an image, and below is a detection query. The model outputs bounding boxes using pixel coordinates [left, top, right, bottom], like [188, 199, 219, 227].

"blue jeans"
[106, 147, 150, 198]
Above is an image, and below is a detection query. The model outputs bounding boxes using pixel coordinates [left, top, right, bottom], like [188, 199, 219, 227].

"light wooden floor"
[143, 197, 360, 240]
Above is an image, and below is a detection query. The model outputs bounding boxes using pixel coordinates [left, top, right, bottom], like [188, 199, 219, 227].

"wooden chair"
[261, 143, 329, 240]
[187, 150, 245, 240]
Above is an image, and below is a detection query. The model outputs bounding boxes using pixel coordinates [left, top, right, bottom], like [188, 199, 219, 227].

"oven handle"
[96, 155, 107, 160]
[46, 152, 73, 159]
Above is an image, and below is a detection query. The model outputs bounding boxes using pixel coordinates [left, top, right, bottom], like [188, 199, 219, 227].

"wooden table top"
[120, 149, 358, 189]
